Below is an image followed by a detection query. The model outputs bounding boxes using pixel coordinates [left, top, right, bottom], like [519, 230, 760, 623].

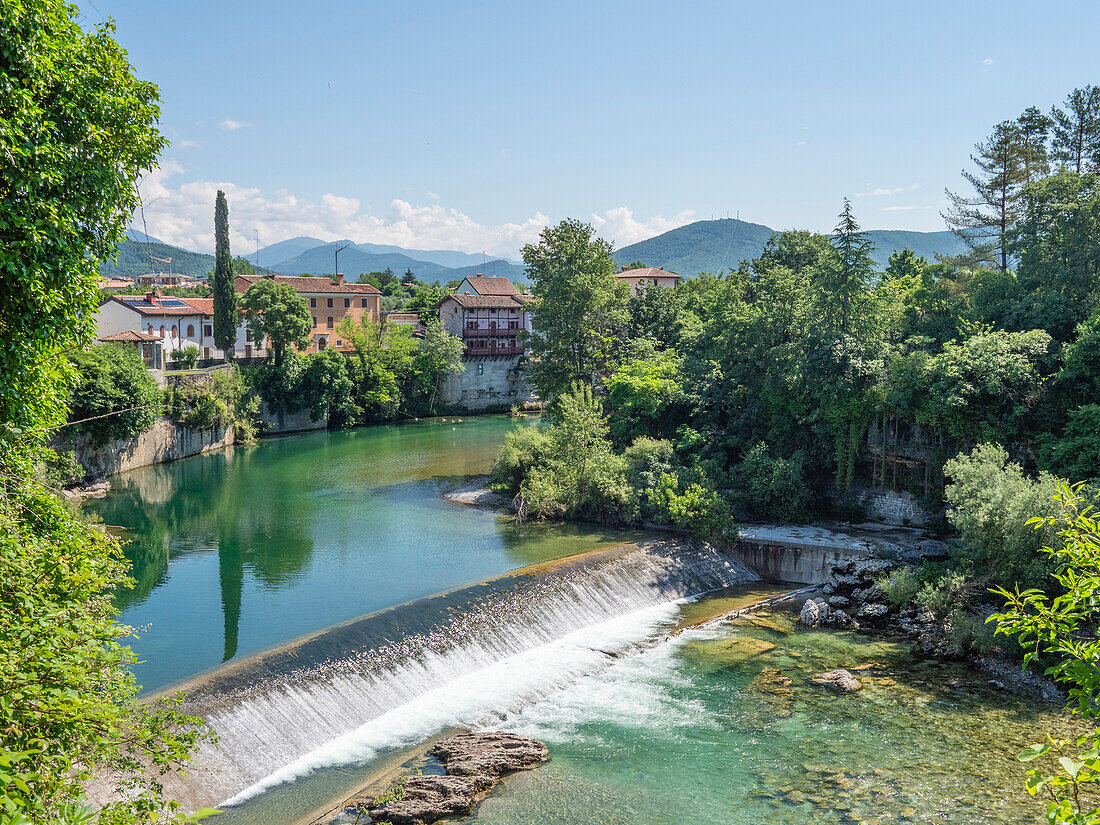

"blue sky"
[84, 0, 1100, 257]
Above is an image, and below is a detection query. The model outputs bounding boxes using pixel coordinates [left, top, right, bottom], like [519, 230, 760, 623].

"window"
[327, 316, 334, 329]
[246, 329, 252, 342]
[467, 320, 477, 329]
[478, 363, 484, 375]
[204, 324, 212, 337]
[312, 316, 317, 328]
[187, 324, 195, 337]
[361, 298, 368, 308]
[171, 325, 177, 337]
[327, 297, 333, 308]
[148, 325, 154, 335]
[159, 325, 166, 338]
[336, 339, 343, 347]
[344, 298, 350, 308]
[310, 297, 317, 308]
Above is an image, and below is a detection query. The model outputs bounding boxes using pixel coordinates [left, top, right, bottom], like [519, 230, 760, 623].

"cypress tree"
[213, 190, 239, 355]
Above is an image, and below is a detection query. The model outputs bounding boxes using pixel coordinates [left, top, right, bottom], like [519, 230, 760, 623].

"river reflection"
[89, 417, 644, 692]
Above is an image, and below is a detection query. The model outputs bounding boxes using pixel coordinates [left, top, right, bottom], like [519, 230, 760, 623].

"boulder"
[681, 636, 777, 671]
[800, 599, 822, 627]
[827, 595, 851, 608]
[812, 669, 863, 693]
[855, 603, 890, 623]
[366, 732, 548, 825]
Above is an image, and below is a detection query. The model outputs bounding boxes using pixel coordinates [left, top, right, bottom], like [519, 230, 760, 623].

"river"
[89, 417, 1070, 824]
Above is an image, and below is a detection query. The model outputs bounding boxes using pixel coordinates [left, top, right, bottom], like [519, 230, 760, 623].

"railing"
[464, 344, 524, 356]
[462, 327, 520, 337]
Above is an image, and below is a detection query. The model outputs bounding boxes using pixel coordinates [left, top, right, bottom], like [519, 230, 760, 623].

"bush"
[165, 369, 259, 440]
[1040, 404, 1100, 482]
[647, 472, 736, 542]
[732, 442, 812, 522]
[491, 426, 553, 494]
[300, 348, 358, 426]
[877, 566, 921, 607]
[915, 570, 972, 625]
[168, 345, 199, 370]
[67, 345, 162, 444]
[943, 443, 1062, 590]
[624, 437, 677, 514]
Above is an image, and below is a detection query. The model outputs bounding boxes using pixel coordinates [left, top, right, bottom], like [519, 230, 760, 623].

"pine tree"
[1051, 85, 1100, 173]
[1017, 106, 1053, 185]
[826, 198, 875, 334]
[213, 190, 239, 355]
[942, 120, 1027, 272]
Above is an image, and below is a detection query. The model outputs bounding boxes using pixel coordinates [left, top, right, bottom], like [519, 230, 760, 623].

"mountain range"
[103, 220, 969, 283]
[614, 219, 969, 274]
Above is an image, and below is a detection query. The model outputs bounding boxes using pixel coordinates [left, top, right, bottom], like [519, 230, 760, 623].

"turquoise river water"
[90, 417, 1078, 824]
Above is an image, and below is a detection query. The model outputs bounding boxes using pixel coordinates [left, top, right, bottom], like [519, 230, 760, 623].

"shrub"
[647, 472, 736, 542]
[165, 369, 259, 440]
[877, 566, 921, 607]
[491, 426, 553, 494]
[915, 570, 972, 626]
[1040, 404, 1100, 482]
[733, 442, 812, 522]
[67, 345, 162, 444]
[944, 443, 1062, 590]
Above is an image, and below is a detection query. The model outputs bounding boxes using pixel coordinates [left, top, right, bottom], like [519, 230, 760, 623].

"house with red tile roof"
[615, 265, 681, 296]
[234, 273, 381, 353]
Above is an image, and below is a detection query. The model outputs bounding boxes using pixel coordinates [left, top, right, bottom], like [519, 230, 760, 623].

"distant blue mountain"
[615, 219, 969, 274]
[253, 236, 328, 268]
[267, 241, 526, 283]
[255, 236, 522, 271]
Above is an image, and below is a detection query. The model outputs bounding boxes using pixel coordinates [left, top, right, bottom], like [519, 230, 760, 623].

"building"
[99, 276, 133, 291]
[95, 292, 261, 361]
[435, 274, 535, 409]
[615, 265, 682, 296]
[234, 273, 381, 353]
[384, 312, 426, 337]
[97, 329, 165, 369]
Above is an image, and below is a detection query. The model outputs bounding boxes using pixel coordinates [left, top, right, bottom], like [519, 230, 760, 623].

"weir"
[128, 539, 759, 811]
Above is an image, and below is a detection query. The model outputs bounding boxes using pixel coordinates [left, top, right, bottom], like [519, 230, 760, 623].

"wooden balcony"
[462, 327, 521, 337]
[464, 343, 524, 357]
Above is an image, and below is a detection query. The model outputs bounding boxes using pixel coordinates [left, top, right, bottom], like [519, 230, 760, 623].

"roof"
[616, 266, 682, 281]
[235, 274, 382, 295]
[99, 330, 162, 343]
[110, 295, 207, 316]
[437, 293, 533, 309]
[458, 275, 520, 296]
[99, 277, 132, 290]
[385, 312, 423, 322]
[181, 297, 215, 314]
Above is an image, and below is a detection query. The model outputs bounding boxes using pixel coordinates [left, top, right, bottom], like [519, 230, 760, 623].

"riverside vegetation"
[4, 0, 1100, 821]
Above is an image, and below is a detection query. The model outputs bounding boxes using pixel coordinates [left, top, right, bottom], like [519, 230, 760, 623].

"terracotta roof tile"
[436, 293, 533, 309]
[235, 274, 381, 294]
[616, 266, 682, 281]
[99, 330, 162, 343]
[459, 275, 520, 295]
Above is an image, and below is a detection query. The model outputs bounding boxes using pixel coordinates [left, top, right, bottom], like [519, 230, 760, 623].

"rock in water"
[800, 599, 822, 627]
[367, 732, 549, 824]
[812, 669, 863, 693]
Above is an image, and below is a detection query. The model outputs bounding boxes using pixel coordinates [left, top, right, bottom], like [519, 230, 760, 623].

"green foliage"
[299, 348, 357, 426]
[876, 566, 921, 607]
[409, 318, 464, 415]
[164, 369, 257, 439]
[212, 191, 238, 353]
[522, 220, 629, 400]
[0, 2, 165, 434]
[914, 570, 972, 625]
[0, 444, 209, 825]
[169, 346, 200, 370]
[240, 279, 312, 367]
[732, 442, 811, 522]
[944, 444, 1063, 591]
[646, 472, 735, 541]
[1050, 85, 1100, 174]
[605, 352, 684, 445]
[1042, 405, 1100, 483]
[67, 345, 162, 445]
[338, 316, 416, 421]
[990, 483, 1100, 823]
[491, 425, 553, 495]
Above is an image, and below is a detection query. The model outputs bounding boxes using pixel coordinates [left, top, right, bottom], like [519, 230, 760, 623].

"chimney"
[333, 273, 345, 284]
[658, 266, 664, 271]
[145, 291, 156, 304]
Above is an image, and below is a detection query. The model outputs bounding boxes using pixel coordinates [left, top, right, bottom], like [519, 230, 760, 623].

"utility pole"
[253, 229, 259, 268]
[334, 242, 351, 278]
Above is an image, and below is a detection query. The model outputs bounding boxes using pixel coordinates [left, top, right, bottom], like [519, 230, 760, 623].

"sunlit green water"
[478, 605, 1079, 825]
[89, 417, 641, 692]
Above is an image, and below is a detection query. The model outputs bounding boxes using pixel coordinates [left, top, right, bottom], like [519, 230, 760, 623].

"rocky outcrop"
[812, 669, 863, 693]
[364, 732, 549, 825]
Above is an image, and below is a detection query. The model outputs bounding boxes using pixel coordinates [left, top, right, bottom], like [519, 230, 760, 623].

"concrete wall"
[733, 524, 878, 584]
[258, 403, 329, 435]
[855, 487, 930, 527]
[440, 355, 534, 411]
[61, 417, 236, 480]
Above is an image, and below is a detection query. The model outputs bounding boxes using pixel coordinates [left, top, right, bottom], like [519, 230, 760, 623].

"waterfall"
[143, 540, 758, 809]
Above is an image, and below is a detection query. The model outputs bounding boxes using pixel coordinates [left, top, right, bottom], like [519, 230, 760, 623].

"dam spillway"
[146, 539, 759, 809]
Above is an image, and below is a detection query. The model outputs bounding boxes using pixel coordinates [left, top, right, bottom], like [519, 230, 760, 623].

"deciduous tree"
[240, 279, 312, 367]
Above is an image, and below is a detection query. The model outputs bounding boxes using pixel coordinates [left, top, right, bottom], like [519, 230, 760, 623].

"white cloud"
[133, 162, 686, 258]
[426, 191, 440, 201]
[220, 119, 245, 131]
[982, 57, 994, 66]
[175, 139, 200, 149]
[856, 184, 920, 197]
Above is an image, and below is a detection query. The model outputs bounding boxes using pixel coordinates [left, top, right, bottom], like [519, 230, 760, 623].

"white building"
[96, 292, 264, 361]
[615, 266, 682, 296]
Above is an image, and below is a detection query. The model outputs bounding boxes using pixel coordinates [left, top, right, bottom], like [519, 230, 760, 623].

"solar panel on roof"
[158, 299, 188, 307]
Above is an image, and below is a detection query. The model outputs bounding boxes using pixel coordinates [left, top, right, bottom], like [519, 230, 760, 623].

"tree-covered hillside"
[99, 237, 216, 279]
[615, 218, 969, 274]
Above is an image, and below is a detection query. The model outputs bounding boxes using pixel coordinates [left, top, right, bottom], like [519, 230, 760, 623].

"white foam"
[221, 601, 682, 806]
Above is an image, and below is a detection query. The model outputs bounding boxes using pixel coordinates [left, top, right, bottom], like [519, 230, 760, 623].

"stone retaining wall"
[60, 417, 236, 480]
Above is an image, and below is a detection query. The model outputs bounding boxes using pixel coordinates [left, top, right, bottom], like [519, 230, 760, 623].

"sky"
[82, 0, 1100, 259]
